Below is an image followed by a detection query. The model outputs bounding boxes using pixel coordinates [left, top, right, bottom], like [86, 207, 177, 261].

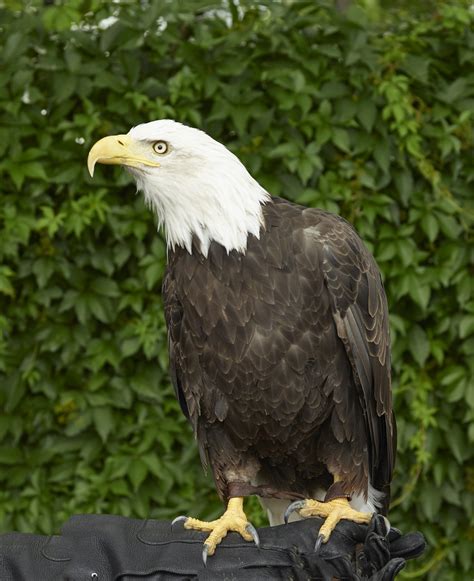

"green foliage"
[0, 1, 473, 578]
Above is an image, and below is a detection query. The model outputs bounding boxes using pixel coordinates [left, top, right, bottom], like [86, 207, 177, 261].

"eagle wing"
[162, 269, 189, 420]
[306, 210, 395, 496]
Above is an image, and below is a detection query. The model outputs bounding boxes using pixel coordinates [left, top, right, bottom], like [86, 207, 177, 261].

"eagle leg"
[173, 497, 259, 563]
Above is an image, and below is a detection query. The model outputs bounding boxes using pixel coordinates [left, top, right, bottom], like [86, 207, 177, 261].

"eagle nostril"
[118, 140, 125, 146]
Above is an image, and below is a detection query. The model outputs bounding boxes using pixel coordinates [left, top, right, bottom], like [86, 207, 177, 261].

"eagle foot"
[173, 497, 259, 564]
[285, 497, 372, 550]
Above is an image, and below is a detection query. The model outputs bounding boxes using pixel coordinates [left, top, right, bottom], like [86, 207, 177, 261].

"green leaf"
[436, 213, 462, 239]
[0, 267, 14, 296]
[87, 296, 113, 323]
[419, 482, 442, 521]
[315, 125, 332, 148]
[32, 258, 55, 288]
[2, 32, 27, 62]
[409, 284, 431, 311]
[409, 325, 430, 366]
[393, 170, 414, 206]
[109, 479, 130, 496]
[374, 142, 390, 174]
[269, 143, 299, 158]
[459, 315, 474, 339]
[23, 162, 47, 180]
[319, 81, 349, 99]
[144, 263, 163, 290]
[121, 337, 141, 357]
[440, 78, 469, 104]
[445, 425, 465, 463]
[396, 239, 414, 267]
[440, 366, 465, 387]
[297, 158, 314, 184]
[421, 214, 439, 242]
[332, 128, 350, 152]
[402, 55, 430, 83]
[6, 163, 25, 189]
[357, 99, 377, 132]
[0, 447, 23, 465]
[92, 407, 115, 443]
[459, 539, 473, 572]
[5, 373, 26, 413]
[141, 453, 163, 479]
[128, 458, 148, 491]
[91, 278, 120, 297]
[376, 242, 396, 262]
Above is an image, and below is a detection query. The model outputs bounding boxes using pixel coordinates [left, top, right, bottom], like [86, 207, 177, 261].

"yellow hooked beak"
[87, 134, 160, 177]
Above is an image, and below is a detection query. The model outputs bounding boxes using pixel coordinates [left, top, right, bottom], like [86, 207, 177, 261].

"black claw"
[202, 543, 209, 566]
[246, 523, 260, 548]
[314, 533, 326, 553]
[171, 515, 188, 527]
[284, 500, 306, 524]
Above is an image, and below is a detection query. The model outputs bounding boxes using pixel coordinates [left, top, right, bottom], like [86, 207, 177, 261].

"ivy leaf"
[121, 337, 141, 357]
[128, 458, 148, 491]
[92, 407, 115, 443]
[357, 99, 377, 132]
[0, 446, 23, 465]
[409, 284, 431, 311]
[332, 128, 350, 152]
[439, 78, 469, 104]
[374, 141, 390, 174]
[319, 81, 349, 99]
[393, 170, 414, 206]
[144, 263, 163, 290]
[0, 266, 14, 296]
[409, 325, 430, 366]
[142, 453, 162, 478]
[446, 425, 465, 463]
[459, 315, 474, 339]
[3, 32, 27, 62]
[91, 277, 120, 297]
[421, 214, 439, 242]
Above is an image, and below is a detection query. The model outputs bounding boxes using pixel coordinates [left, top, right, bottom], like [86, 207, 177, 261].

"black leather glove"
[0, 513, 426, 580]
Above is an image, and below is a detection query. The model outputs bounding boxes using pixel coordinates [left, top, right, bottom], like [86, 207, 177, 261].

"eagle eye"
[152, 140, 168, 155]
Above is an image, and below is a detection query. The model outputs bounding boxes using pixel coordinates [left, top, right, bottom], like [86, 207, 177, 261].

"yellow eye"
[152, 140, 168, 154]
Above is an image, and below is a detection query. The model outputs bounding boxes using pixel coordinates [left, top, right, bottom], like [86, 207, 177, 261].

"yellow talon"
[298, 497, 372, 542]
[178, 497, 260, 559]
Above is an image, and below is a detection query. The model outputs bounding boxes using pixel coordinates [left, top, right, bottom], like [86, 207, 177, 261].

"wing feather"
[315, 214, 395, 493]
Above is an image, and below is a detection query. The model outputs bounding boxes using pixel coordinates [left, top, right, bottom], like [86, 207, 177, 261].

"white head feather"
[126, 120, 270, 256]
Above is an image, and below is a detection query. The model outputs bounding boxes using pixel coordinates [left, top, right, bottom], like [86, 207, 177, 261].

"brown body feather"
[163, 197, 395, 513]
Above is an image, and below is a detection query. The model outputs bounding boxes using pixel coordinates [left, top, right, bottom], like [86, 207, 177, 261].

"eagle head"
[87, 120, 269, 255]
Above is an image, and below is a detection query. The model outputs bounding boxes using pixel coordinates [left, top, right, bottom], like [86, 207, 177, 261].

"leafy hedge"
[0, 1, 473, 578]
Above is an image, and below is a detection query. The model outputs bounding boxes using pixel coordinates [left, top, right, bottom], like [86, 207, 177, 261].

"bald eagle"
[88, 120, 395, 560]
